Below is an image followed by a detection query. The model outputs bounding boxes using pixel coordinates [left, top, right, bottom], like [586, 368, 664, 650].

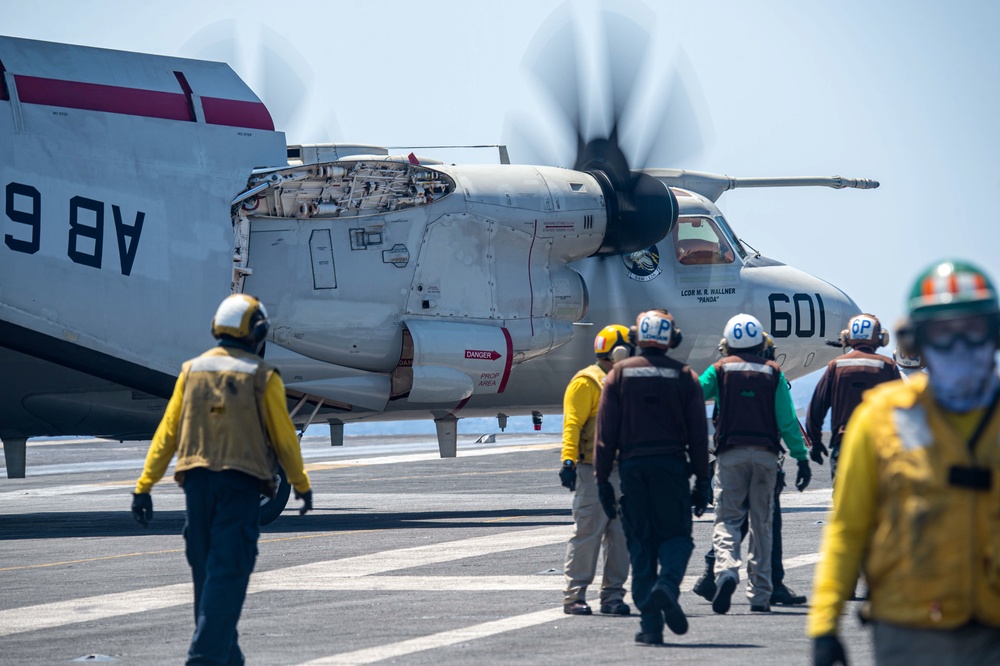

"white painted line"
[263, 574, 561, 592]
[250, 525, 568, 589]
[0, 526, 569, 638]
[297, 607, 566, 665]
[0, 484, 131, 499]
[782, 552, 822, 568]
[293, 550, 824, 664]
[305, 441, 559, 469]
[0, 440, 561, 487]
[0, 583, 192, 637]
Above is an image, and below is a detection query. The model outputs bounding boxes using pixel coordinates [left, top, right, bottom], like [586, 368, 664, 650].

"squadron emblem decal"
[624, 245, 661, 282]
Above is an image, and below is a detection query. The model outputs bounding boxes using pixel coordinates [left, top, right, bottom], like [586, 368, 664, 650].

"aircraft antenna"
[739, 237, 762, 259]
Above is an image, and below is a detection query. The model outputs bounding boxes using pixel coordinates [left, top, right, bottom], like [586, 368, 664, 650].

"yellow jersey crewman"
[809, 260, 1000, 665]
[132, 294, 311, 666]
[560, 324, 633, 616]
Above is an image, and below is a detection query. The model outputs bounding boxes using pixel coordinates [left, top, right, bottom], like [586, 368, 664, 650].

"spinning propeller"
[510, 3, 711, 256]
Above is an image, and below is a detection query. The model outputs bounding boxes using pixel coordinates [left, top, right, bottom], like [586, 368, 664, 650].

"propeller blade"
[631, 48, 711, 169]
[500, 109, 563, 167]
[600, 5, 652, 143]
[521, 3, 584, 161]
[512, 2, 704, 255]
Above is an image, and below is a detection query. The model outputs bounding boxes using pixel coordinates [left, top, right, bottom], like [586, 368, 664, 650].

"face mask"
[923, 340, 1000, 413]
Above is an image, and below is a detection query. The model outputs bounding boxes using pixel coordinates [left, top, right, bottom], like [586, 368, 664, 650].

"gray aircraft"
[0, 22, 874, 517]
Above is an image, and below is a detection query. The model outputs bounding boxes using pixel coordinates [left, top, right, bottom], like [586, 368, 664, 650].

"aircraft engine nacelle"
[402, 320, 515, 403]
[239, 159, 655, 383]
[453, 164, 677, 260]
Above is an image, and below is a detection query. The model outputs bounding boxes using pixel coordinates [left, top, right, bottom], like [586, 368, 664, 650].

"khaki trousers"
[711, 447, 778, 606]
[563, 464, 629, 605]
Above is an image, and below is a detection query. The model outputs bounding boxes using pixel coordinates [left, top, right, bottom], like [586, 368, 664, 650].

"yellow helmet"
[762, 332, 776, 360]
[211, 294, 270, 344]
[594, 324, 632, 361]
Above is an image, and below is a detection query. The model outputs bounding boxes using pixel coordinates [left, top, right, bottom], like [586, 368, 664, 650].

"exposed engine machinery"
[235, 148, 676, 407]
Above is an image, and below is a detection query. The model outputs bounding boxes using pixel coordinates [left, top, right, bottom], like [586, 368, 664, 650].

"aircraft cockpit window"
[714, 215, 748, 260]
[673, 216, 736, 265]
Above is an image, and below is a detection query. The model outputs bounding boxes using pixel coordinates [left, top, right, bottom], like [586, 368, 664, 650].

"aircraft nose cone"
[740, 260, 862, 375]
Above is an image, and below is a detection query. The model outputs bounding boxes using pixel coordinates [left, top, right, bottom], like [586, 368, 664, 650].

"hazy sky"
[4, 0, 997, 431]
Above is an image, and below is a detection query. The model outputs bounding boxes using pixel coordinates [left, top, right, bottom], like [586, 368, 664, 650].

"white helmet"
[635, 309, 682, 350]
[893, 346, 923, 369]
[211, 294, 270, 344]
[841, 313, 889, 348]
[723, 313, 765, 350]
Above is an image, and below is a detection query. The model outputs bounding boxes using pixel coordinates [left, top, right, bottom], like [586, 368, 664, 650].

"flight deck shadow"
[0, 507, 571, 540]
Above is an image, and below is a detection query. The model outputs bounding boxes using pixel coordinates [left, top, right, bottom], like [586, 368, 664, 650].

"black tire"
[259, 464, 291, 525]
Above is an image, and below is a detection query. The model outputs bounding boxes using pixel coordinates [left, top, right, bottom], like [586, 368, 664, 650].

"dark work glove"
[294, 489, 313, 515]
[597, 481, 618, 520]
[813, 634, 847, 666]
[810, 440, 829, 465]
[795, 459, 812, 492]
[131, 492, 153, 527]
[691, 477, 711, 517]
[558, 461, 577, 491]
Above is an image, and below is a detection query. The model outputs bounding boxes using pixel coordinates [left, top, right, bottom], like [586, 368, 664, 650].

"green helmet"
[907, 260, 999, 323]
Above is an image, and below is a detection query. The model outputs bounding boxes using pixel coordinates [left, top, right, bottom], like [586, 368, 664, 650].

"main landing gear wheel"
[259, 464, 291, 525]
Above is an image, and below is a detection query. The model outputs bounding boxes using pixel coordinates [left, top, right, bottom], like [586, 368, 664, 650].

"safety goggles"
[921, 316, 997, 351]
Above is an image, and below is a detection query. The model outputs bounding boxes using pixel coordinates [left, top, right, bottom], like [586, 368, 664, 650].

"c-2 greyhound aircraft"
[0, 21, 876, 518]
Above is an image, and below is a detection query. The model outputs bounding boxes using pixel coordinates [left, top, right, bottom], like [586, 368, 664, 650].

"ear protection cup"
[249, 311, 270, 344]
[879, 328, 890, 348]
[628, 326, 637, 345]
[718, 337, 729, 357]
[610, 344, 631, 362]
[670, 327, 683, 349]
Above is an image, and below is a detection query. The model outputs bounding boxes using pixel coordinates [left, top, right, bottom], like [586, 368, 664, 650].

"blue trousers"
[619, 455, 694, 637]
[182, 468, 261, 666]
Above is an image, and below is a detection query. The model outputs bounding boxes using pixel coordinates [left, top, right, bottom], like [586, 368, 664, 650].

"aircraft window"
[673, 216, 736, 265]
[714, 215, 748, 260]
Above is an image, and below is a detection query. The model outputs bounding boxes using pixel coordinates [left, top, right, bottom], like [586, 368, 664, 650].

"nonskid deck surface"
[0, 433, 871, 665]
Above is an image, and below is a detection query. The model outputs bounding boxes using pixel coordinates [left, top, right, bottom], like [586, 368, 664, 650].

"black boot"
[692, 564, 716, 602]
[770, 582, 807, 606]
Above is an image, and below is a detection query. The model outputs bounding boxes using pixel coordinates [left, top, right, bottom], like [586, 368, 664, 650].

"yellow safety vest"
[862, 374, 1000, 628]
[175, 347, 277, 490]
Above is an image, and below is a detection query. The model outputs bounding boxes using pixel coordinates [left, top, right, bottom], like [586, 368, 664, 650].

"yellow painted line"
[0, 549, 185, 572]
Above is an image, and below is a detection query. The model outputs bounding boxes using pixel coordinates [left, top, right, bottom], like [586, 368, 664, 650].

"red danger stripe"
[12, 74, 274, 130]
[498, 327, 514, 393]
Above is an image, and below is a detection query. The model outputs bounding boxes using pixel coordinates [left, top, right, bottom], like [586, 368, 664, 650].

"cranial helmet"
[893, 346, 923, 369]
[211, 294, 270, 344]
[898, 260, 1000, 353]
[594, 324, 633, 362]
[723, 313, 764, 351]
[907, 260, 999, 323]
[840, 313, 889, 349]
[634, 309, 682, 350]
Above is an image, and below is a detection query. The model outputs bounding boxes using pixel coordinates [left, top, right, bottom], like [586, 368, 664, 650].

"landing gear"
[259, 464, 291, 525]
[2, 437, 26, 478]
[434, 415, 457, 457]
